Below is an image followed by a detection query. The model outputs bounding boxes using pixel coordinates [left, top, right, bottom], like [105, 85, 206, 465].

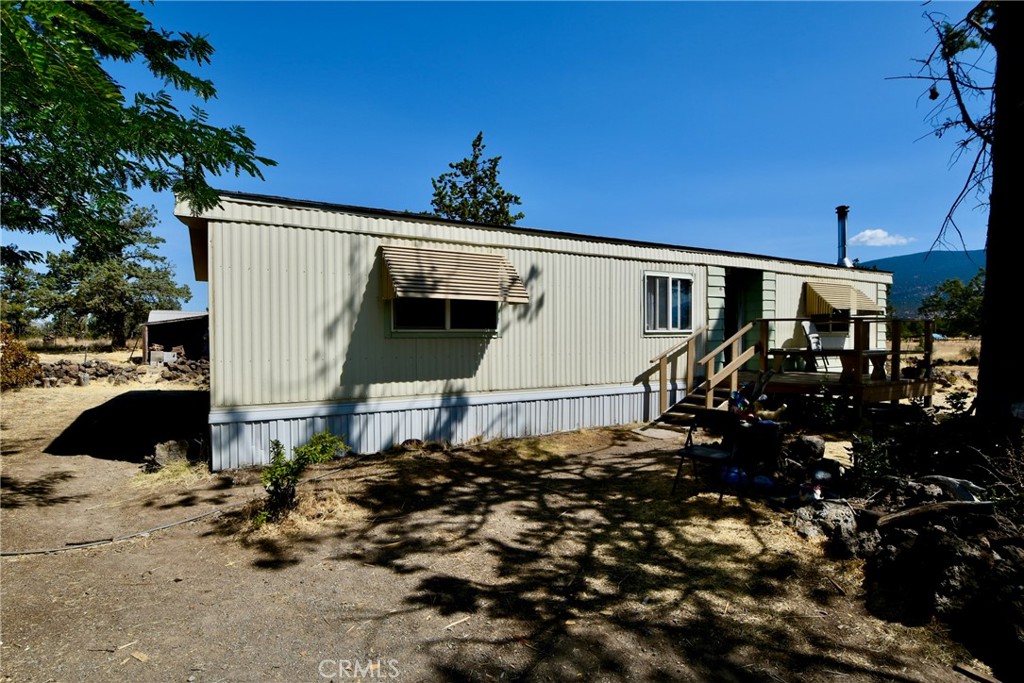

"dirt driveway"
[1, 383, 975, 683]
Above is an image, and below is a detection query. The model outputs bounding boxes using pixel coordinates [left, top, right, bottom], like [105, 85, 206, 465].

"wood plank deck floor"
[738, 370, 935, 403]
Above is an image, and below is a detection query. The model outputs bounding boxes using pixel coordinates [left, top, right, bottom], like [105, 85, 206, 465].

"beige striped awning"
[805, 282, 884, 315]
[380, 244, 530, 304]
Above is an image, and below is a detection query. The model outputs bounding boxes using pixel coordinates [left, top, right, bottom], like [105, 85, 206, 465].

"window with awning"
[380, 244, 529, 332]
[380, 244, 530, 304]
[804, 282, 884, 316]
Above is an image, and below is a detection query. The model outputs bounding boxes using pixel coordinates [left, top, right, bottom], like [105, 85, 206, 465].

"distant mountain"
[859, 249, 985, 317]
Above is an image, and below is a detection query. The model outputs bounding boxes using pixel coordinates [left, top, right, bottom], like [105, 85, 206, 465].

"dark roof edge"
[211, 189, 893, 275]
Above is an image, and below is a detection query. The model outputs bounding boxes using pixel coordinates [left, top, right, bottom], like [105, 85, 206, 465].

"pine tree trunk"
[976, 2, 1024, 423]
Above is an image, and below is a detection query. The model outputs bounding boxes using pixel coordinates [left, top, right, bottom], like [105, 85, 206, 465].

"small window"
[645, 274, 692, 333]
[392, 298, 498, 331]
[811, 311, 850, 334]
[450, 299, 498, 330]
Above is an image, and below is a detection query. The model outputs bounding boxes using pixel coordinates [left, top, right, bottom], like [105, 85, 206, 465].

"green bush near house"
[256, 432, 350, 525]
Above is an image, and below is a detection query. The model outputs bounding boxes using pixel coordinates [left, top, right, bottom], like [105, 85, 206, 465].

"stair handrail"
[699, 322, 755, 409]
[649, 325, 708, 417]
[697, 322, 753, 366]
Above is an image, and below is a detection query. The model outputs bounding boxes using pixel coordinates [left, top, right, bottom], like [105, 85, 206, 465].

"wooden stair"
[649, 383, 732, 432]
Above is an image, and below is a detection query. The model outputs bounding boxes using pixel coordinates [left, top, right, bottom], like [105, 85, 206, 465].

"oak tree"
[33, 206, 191, 348]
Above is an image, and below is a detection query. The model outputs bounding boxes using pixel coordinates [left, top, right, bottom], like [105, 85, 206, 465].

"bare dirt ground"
[0, 371, 984, 683]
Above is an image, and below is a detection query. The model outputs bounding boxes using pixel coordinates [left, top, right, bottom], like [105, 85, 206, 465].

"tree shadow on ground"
[0, 471, 83, 508]
[209, 430, 948, 682]
[45, 390, 209, 464]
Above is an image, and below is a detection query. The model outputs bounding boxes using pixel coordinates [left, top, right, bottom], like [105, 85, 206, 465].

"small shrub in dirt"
[848, 434, 898, 494]
[944, 390, 971, 415]
[0, 324, 40, 390]
[960, 343, 980, 362]
[787, 387, 851, 430]
[256, 432, 350, 525]
[293, 430, 350, 464]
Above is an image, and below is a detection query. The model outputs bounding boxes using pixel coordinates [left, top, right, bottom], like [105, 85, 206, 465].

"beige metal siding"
[181, 196, 893, 284]
[191, 195, 891, 410]
[774, 273, 887, 350]
[762, 272, 778, 348]
[706, 267, 727, 368]
[209, 219, 708, 409]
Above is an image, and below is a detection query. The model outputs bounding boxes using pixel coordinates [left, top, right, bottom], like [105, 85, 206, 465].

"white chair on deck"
[801, 320, 829, 371]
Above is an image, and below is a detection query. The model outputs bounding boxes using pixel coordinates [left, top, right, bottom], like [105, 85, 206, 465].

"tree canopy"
[918, 268, 984, 338]
[430, 132, 525, 226]
[33, 206, 191, 348]
[0, 260, 38, 338]
[0, 0, 275, 254]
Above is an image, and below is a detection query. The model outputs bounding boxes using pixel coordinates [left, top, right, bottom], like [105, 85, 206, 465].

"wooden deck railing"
[757, 316, 936, 406]
[696, 322, 755, 409]
[649, 325, 708, 416]
[647, 316, 937, 421]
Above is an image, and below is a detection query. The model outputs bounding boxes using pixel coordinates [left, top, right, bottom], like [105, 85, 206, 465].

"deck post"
[923, 320, 934, 408]
[854, 319, 865, 385]
[685, 334, 696, 393]
[705, 363, 715, 409]
[659, 356, 668, 416]
[890, 319, 902, 406]
[759, 319, 769, 373]
[730, 339, 740, 393]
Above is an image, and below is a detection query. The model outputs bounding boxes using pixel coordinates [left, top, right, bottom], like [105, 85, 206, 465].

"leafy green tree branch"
[1, 0, 275, 252]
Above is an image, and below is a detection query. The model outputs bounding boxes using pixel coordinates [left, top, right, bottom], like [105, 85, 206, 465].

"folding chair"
[671, 409, 741, 501]
[801, 320, 829, 371]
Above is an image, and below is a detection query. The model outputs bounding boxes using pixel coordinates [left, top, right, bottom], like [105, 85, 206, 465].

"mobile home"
[176, 191, 892, 470]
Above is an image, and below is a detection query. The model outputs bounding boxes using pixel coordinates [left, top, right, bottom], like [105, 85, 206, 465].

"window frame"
[810, 311, 851, 335]
[390, 297, 501, 337]
[643, 272, 694, 335]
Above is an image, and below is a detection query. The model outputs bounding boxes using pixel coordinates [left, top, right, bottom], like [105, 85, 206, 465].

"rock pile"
[159, 357, 210, 386]
[788, 475, 1023, 679]
[36, 357, 209, 387]
[37, 359, 143, 386]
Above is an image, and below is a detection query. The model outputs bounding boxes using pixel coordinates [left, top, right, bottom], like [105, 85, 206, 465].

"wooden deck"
[739, 369, 935, 404]
[646, 317, 937, 419]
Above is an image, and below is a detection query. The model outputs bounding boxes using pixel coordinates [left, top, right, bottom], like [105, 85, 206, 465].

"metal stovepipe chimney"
[836, 205, 851, 267]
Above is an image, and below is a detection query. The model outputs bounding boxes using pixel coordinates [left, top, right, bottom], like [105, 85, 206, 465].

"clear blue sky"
[12, 1, 987, 308]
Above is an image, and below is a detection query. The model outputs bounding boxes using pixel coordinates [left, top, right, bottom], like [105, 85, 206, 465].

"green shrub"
[0, 324, 41, 390]
[258, 432, 350, 522]
[849, 434, 897, 491]
[945, 390, 971, 415]
[261, 440, 301, 517]
[292, 430, 350, 465]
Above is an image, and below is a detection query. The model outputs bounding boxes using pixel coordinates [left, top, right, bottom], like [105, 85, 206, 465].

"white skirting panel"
[208, 382, 683, 470]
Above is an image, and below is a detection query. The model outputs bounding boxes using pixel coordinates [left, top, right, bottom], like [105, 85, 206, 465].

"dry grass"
[279, 485, 368, 532]
[496, 426, 646, 461]
[131, 460, 211, 491]
[230, 477, 369, 541]
[930, 338, 980, 362]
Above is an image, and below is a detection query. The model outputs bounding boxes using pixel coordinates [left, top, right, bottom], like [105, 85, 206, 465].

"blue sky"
[11, 1, 987, 307]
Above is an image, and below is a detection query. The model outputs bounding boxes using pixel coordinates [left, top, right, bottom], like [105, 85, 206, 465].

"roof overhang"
[805, 282, 884, 315]
[173, 209, 209, 282]
[380, 244, 530, 304]
[146, 310, 209, 326]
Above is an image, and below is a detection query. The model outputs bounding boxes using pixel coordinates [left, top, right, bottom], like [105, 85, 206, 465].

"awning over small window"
[380, 244, 530, 304]
[805, 282, 884, 315]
